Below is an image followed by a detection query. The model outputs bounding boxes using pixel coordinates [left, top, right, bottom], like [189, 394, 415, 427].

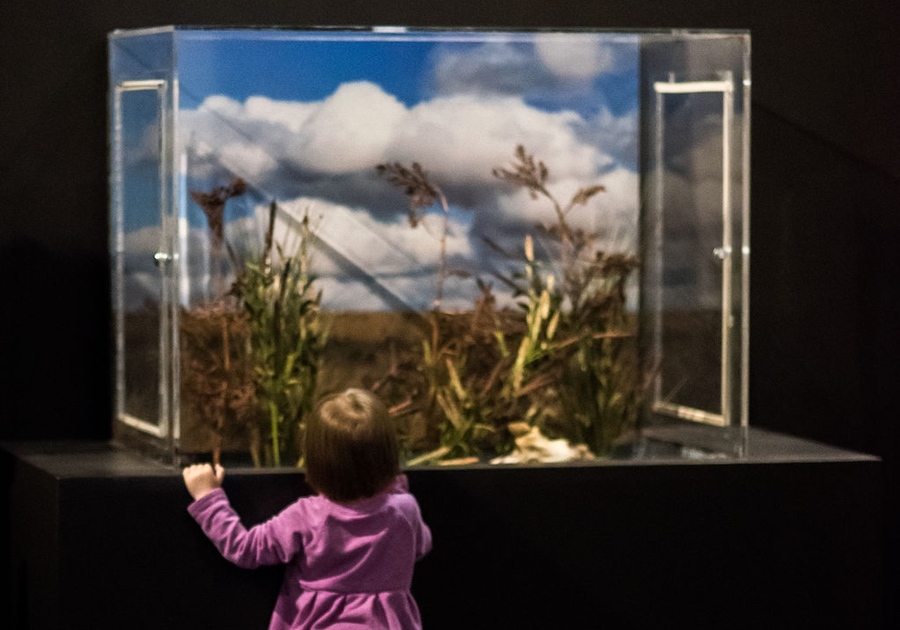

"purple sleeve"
[392, 476, 433, 560]
[187, 488, 305, 569]
[414, 506, 433, 560]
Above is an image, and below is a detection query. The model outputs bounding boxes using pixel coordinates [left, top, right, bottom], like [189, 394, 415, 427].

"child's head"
[304, 388, 400, 502]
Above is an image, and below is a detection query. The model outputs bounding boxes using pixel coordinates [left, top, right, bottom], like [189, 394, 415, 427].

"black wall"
[2, 0, 898, 625]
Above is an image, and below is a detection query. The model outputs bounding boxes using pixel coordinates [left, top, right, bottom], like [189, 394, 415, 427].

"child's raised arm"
[183, 463, 225, 501]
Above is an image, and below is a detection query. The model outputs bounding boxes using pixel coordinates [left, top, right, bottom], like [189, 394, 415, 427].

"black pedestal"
[2, 430, 882, 629]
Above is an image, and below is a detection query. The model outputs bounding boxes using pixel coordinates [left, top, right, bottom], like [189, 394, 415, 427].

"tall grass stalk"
[231, 202, 326, 466]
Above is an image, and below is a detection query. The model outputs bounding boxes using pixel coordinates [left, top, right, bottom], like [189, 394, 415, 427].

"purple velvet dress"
[187, 475, 432, 630]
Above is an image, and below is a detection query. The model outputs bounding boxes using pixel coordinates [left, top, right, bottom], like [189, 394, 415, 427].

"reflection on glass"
[116, 85, 164, 433]
[647, 70, 743, 428]
[109, 28, 750, 464]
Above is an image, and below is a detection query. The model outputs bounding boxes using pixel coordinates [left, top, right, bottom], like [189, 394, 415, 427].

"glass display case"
[108, 26, 750, 466]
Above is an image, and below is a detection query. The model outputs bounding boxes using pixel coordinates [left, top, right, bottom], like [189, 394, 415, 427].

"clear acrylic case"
[108, 27, 750, 465]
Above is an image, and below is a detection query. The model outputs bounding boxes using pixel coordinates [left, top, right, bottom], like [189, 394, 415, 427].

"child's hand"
[183, 463, 225, 501]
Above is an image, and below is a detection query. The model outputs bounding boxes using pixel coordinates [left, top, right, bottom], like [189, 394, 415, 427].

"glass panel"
[113, 82, 167, 436]
[109, 28, 750, 464]
[653, 80, 731, 425]
[639, 34, 750, 442]
[168, 29, 646, 465]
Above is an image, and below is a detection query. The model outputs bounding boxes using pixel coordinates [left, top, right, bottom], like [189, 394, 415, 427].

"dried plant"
[407, 281, 517, 463]
[180, 177, 250, 465]
[376, 162, 450, 308]
[493, 145, 641, 455]
[230, 202, 326, 467]
[180, 196, 326, 467]
[376, 162, 519, 461]
[190, 178, 247, 299]
[180, 304, 258, 466]
[493, 145, 605, 268]
[374, 145, 642, 462]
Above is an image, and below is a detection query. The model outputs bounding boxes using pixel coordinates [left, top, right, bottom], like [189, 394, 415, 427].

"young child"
[183, 388, 432, 630]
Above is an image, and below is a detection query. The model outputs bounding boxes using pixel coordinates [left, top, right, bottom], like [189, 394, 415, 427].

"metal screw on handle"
[153, 252, 173, 267]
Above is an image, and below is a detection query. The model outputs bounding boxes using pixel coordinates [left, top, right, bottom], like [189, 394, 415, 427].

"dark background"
[2, 0, 898, 625]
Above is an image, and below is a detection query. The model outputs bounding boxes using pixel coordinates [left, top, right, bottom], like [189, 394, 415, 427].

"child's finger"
[215, 464, 225, 483]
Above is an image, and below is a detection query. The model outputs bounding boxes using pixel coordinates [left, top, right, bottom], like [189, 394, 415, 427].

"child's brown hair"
[304, 388, 400, 502]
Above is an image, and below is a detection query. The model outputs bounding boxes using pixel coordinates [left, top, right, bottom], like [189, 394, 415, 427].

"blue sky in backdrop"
[117, 29, 643, 311]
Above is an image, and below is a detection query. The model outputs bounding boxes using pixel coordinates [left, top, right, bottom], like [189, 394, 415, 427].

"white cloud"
[587, 105, 639, 171]
[172, 77, 642, 311]
[430, 41, 538, 96]
[430, 36, 635, 97]
[218, 143, 279, 180]
[274, 197, 474, 310]
[182, 81, 627, 186]
[534, 33, 617, 79]
[242, 96, 317, 133]
[287, 82, 407, 173]
[493, 166, 639, 251]
[389, 94, 594, 186]
[123, 224, 163, 256]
